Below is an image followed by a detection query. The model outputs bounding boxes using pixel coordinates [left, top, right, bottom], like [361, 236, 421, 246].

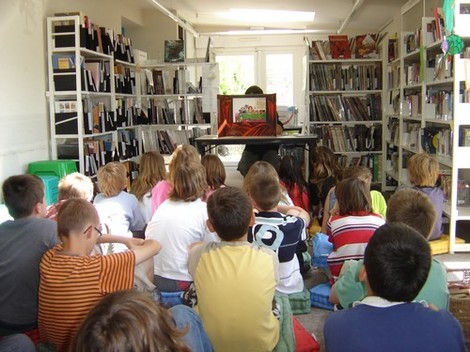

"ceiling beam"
[337, 0, 365, 34]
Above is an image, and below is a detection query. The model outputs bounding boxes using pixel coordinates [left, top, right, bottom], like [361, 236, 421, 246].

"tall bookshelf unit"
[382, 0, 470, 251]
[308, 58, 383, 184]
[47, 15, 217, 178]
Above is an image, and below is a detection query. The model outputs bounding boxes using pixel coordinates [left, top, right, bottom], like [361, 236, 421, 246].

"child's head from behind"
[386, 188, 437, 239]
[342, 165, 372, 187]
[57, 198, 100, 242]
[97, 162, 127, 197]
[242, 161, 279, 196]
[139, 151, 166, 184]
[364, 223, 431, 302]
[249, 173, 281, 211]
[169, 161, 207, 202]
[72, 290, 190, 352]
[335, 177, 371, 215]
[59, 172, 94, 202]
[278, 155, 305, 188]
[130, 152, 166, 201]
[310, 146, 340, 182]
[2, 174, 45, 219]
[201, 154, 226, 190]
[407, 152, 439, 187]
[207, 187, 253, 241]
[168, 144, 200, 182]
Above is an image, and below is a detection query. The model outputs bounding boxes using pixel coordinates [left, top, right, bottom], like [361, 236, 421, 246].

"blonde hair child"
[407, 152, 444, 241]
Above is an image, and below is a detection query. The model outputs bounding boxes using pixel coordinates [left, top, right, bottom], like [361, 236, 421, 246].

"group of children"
[0, 143, 466, 351]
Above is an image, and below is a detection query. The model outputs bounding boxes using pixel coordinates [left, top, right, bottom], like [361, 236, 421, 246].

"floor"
[298, 252, 470, 351]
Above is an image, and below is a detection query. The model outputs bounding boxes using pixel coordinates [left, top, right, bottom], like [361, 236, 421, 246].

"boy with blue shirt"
[324, 223, 465, 352]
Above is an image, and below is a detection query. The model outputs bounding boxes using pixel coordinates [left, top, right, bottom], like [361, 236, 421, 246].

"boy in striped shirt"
[38, 198, 160, 351]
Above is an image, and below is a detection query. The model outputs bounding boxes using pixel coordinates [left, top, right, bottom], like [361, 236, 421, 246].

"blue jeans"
[169, 305, 213, 352]
[0, 334, 35, 352]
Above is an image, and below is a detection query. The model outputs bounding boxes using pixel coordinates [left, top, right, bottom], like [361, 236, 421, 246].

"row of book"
[52, 56, 112, 93]
[422, 127, 452, 156]
[310, 124, 382, 153]
[309, 95, 382, 122]
[386, 65, 400, 90]
[337, 153, 381, 182]
[403, 94, 421, 117]
[403, 31, 421, 54]
[309, 63, 382, 91]
[53, 13, 134, 63]
[143, 68, 202, 96]
[309, 33, 384, 60]
[404, 63, 420, 86]
[427, 90, 453, 120]
[142, 97, 205, 125]
[142, 127, 210, 155]
[115, 64, 136, 95]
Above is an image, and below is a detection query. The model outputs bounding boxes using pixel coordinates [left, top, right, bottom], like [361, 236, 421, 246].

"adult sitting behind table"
[237, 85, 284, 176]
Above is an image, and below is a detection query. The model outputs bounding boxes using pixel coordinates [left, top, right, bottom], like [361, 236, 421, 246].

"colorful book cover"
[328, 35, 351, 59]
[355, 34, 378, 58]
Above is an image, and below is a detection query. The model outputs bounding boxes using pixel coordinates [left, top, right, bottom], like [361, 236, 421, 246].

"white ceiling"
[146, 0, 411, 35]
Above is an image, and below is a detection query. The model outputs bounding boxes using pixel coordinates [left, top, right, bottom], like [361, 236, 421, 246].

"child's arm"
[278, 204, 310, 225]
[125, 238, 161, 265]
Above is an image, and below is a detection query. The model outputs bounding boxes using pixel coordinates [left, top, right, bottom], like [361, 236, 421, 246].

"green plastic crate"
[28, 160, 77, 179]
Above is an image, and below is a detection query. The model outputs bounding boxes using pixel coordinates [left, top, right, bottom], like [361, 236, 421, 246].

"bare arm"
[126, 238, 161, 265]
[277, 205, 310, 225]
[329, 283, 340, 305]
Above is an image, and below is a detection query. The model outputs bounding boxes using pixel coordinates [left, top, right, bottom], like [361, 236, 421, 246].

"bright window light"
[218, 9, 315, 23]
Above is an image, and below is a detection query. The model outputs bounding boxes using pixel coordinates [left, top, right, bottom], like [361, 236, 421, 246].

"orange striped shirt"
[38, 245, 135, 351]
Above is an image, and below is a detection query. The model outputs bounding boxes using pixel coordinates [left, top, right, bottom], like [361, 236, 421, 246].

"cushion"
[293, 316, 320, 352]
[309, 283, 334, 311]
[288, 288, 311, 315]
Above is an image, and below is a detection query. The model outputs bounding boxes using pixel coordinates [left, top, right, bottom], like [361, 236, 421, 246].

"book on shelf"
[355, 34, 378, 58]
[460, 127, 470, 147]
[164, 40, 185, 63]
[328, 35, 351, 59]
[312, 40, 327, 60]
[388, 38, 398, 62]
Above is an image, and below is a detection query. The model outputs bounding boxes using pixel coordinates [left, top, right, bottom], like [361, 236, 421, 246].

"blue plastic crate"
[309, 283, 334, 311]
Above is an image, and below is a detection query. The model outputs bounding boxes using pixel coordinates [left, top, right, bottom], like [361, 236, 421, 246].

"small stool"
[430, 235, 465, 255]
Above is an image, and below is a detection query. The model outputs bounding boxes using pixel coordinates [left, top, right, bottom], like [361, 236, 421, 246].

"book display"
[47, 15, 217, 177]
[307, 52, 383, 183]
[382, 0, 470, 251]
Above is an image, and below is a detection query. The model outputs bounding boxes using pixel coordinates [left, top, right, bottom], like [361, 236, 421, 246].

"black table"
[194, 134, 318, 156]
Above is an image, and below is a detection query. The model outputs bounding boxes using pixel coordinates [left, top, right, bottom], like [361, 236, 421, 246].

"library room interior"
[1, 0, 470, 350]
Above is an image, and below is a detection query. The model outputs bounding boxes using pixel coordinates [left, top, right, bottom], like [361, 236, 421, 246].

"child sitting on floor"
[72, 290, 212, 352]
[327, 177, 385, 280]
[201, 154, 226, 200]
[146, 160, 215, 293]
[278, 154, 311, 214]
[130, 151, 167, 224]
[248, 172, 310, 295]
[321, 165, 386, 234]
[330, 188, 449, 310]
[46, 172, 94, 221]
[407, 152, 444, 240]
[324, 223, 465, 352]
[189, 187, 280, 352]
[38, 198, 160, 351]
[93, 162, 146, 252]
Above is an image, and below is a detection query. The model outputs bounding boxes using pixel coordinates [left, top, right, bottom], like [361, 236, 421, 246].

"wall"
[0, 0, 48, 185]
[0, 0, 178, 190]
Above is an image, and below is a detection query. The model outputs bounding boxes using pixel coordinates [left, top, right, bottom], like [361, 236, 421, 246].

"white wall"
[0, 0, 49, 184]
[0, 0, 178, 191]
